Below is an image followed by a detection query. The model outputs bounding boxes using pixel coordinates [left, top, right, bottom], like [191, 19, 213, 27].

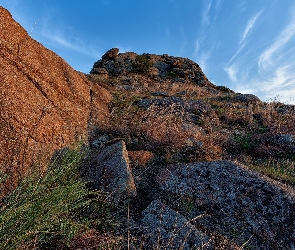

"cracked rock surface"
[156, 161, 295, 249]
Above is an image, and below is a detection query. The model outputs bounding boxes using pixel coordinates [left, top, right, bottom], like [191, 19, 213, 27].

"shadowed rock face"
[0, 7, 110, 193]
[139, 199, 211, 250]
[86, 140, 137, 204]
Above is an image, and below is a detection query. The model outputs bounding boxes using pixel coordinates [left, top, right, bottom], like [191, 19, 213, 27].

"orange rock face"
[0, 7, 110, 193]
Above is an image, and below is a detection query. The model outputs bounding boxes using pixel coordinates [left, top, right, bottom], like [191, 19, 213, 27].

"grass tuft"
[0, 145, 112, 250]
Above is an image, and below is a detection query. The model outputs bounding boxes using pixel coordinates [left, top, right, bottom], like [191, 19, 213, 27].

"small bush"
[234, 133, 255, 150]
[168, 70, 177, 78]
[133, 54, 153, 74]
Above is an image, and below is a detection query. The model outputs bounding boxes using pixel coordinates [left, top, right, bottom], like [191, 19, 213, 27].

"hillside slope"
[87, 48, 295, 178]
[84, 48, 295, 249]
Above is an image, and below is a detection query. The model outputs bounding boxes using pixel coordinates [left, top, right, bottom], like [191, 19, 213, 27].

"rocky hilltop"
[84, 48, 295, 249]
[1, 7, 295, 250]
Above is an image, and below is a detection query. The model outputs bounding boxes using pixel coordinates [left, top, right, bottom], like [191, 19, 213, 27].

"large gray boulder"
[156, 161, 295, 249]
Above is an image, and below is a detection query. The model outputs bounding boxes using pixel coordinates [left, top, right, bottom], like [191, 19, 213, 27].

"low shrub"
[133, 54, 153, 74]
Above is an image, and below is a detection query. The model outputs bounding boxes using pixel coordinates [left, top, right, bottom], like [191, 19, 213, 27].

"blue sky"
[1, 0, 295, 104]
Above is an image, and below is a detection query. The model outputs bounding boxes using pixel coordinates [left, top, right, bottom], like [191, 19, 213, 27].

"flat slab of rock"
[156, 161, 295, 249]
[89, 140, 136, 204]
[139, 199, 211, 250]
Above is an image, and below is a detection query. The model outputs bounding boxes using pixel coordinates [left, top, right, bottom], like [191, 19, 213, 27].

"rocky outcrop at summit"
[0, 7, 110, 194]
[90, 48, 215, 88]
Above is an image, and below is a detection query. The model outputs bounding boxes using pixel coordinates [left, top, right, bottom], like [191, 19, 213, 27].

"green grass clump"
[250, 158, 295, 187]
[234, 133, 256, 150]
[134, 54, 153, 74]
[0, 146, 108, 250]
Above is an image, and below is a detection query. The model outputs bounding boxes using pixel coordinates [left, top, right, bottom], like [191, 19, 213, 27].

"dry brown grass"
[128, 150, 154, 167]
[70, 229, 123, 250]
[92, 73, 295, 185]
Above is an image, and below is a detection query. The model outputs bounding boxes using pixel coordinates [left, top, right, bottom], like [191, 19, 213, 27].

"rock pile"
[86, 138, 295, 249]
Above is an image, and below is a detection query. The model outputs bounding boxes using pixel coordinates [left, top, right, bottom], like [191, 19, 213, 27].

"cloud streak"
[194, 38, 216, 73]
[223, 4, 295, 104]
[228, 10, 263, 64]
[235, 64, 295, 103]
[202, 1, 212, 26]
[258, 14, 295, 72]
[240, 10, 263, 45]
[224, 65, 238, 82]
[195, 0, 222, 75]
[264, 65, 295, 92]
[253, 6, 295, 103]
[42, 31, 101, 59]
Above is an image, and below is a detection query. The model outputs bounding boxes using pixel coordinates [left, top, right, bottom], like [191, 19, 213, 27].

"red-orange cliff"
[0, 7, 110, 194]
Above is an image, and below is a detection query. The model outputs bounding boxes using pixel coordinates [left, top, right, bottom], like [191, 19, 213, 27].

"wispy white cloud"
[228, 10, 262, 64]
[258, 14, 295, 72]
[213, 0, 222, 21]
[202, 1, 212, 26]
[240, 10, 263, 45]
[41, 30, 101, 59]
[231, 56, 295, 103]
[237, 0, 246, 13]
[195, 0, 222, 74]
[229, 61, 295, 104]
[177, 27, 187, 55]
[195, 40, 201, 54]
[236, 65, 295, 104]
[198, 0, 295, 104]
[264, 65, 295, 91]
[224, 64, 238, 82]
[194, 39, 215, 73]
[45, 33, 77, 50]
[21, 3, 102, 60]
[198, 50, 212, 73]
[229, 43, 246, 63]
[250, 6, 295, 103]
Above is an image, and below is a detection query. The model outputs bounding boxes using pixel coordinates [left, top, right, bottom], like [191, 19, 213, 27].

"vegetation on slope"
[0, 146, 118, 250]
